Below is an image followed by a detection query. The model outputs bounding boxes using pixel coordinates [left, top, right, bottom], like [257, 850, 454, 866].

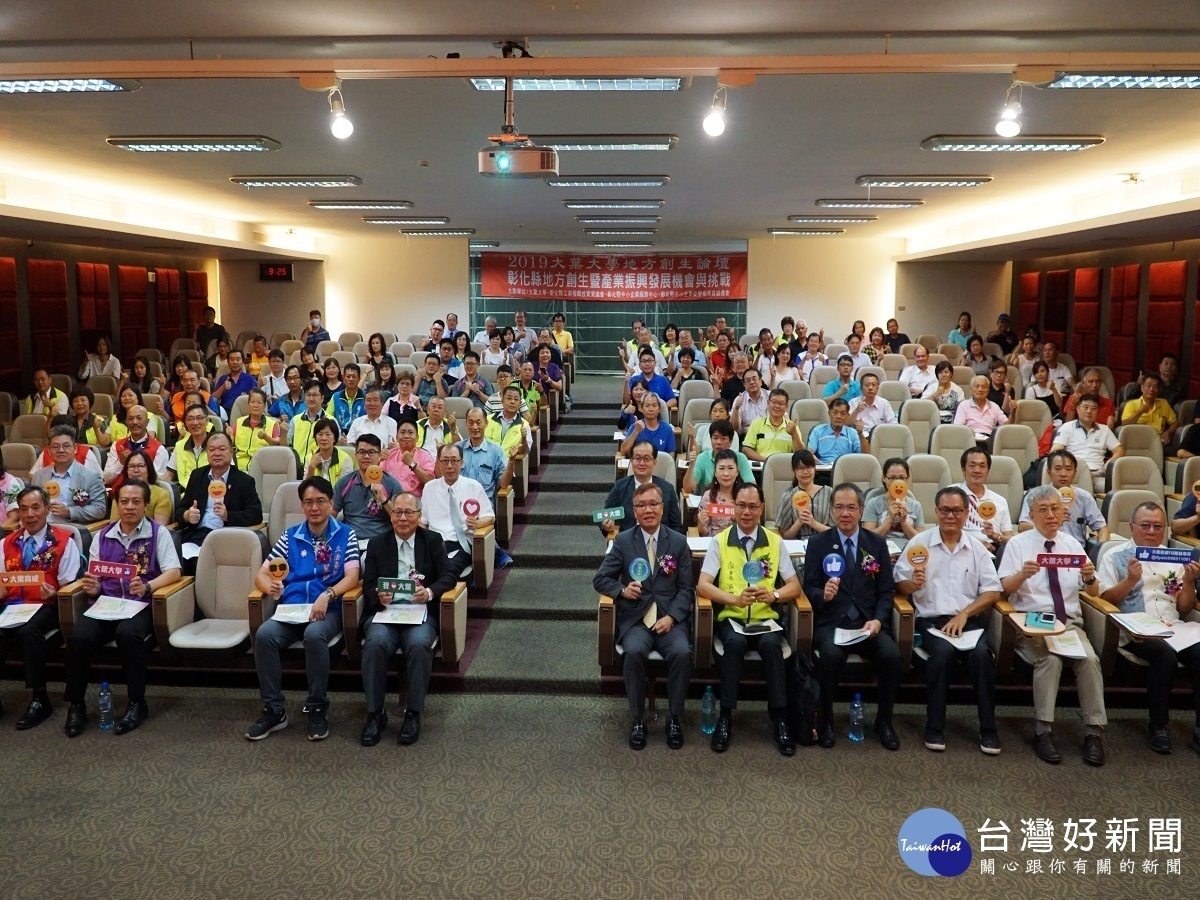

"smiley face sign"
[364, 464, 383, 485]
[792, 491, 811, 511]
[1193, 479, 1200, 501]
[44, 480, 61, 499]
[1058, 485, 1076, 505]
[266, 559, 289, 581]
[977, 500, 996, 520]
[888, 480, 908, 501]
[905, 544, 929, 568]
[208, 480, 227, 500]
[462, 498, 481, 518]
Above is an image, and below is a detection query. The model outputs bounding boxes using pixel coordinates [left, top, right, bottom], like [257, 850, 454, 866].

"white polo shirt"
[1052, 420, 1119, 477]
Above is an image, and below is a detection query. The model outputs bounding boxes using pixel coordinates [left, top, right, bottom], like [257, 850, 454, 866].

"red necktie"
[1044, 540, 1068, 623]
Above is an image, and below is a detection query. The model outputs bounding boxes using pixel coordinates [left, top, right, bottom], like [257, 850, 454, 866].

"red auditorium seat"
[1041, 269, 1068, 351]
[155, 267, 183, 356]
[27, 259, 69, 374]
[0, 258, 20, 393]
[1107, 263, 1141, 386]
[1018, 271, 1040, 336]
[118, 265, 150, 357]
[1145, 260, 1185, 367]
[1072, 267, 1101, 364]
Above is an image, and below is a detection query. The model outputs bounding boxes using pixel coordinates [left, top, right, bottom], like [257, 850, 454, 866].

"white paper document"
[686, 494, 701, 509]
[729, 618, 783, 636]
[687, 536, 712, 553]
[1111, 612, 1174, 639]
[0, 603, 43, 628]
[783, 539, 808, 558]
[834, 627, 871, 646]
[84, 596, 149, 621]
[271, 603, 313, 624]
[1165, 621, 1200, 654]
[927, 628, 984, 651]
[1046, 630, 1088, 659]
[613, 430, 626, 441]
[372, 604, 429, 626]
[616, 458, 630, 470]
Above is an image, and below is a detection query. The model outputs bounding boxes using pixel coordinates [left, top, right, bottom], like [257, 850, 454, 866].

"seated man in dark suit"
[593, 482, 694, 751]
[697, 481, 803, 756]
[175, 432, 263, 575]
[359, 492, 458, 747]
[599, 440, 681, 540]
[803, 482, 902, 750]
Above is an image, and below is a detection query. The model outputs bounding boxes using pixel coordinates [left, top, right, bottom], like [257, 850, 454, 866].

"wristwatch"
[772, 590, 780, 601]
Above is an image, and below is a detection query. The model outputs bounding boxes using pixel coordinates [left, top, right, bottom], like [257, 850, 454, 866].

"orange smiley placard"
[208, 480, 227, 500]
[888, 480, 908, 501]
[792, 491, 811, 511]
[977, 500, 996, 520]
[44, 480, 61, 499]
[905, 544, 929, 567]
[1058, 485, 1076, 505]
[364, 464, 383, 485]
[1193, 479, 1200, 500]
[266, 559, 289, 581]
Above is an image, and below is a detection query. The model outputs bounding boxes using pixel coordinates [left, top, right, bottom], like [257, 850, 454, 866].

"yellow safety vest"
[173, 439, 209, 489]
[289, 414, 323, 462]
[234, 415, 278, 470]
[485, 415, 525, 454]
[715, 525, 782, 623]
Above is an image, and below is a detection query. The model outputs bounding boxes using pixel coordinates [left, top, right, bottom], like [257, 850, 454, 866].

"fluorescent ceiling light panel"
[593, 241, 655, 248]
[469, 241, 500, 248]
[530, 134, 678, 151]
[471, 77, 682, 92]
[401, 228, 475, 236]
[545, 175, 670, 187]
[107, 135, 280, 152]
[231, 175, 361, 188]
[921, 135, 1105, 152]
[1048, 73, 1200, 89]
[787, 215, 878, 224]
[583, 229, 657, 236]
[0, 78, 140, 94]
[308, 200, 413, 210]
[769, 228, 845, 236]
[854, 175, 992, 188]
[575, 216, 662, 225]
[363, 216, 450, 225]
[563, 199, 665, 209]
[816, 198, 925, 209]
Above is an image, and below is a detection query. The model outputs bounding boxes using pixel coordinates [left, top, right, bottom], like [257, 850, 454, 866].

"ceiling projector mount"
[479, 45, 559, 178]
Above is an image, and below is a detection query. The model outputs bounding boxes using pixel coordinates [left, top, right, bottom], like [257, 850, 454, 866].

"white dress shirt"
[997, 528, 1087, 618]
[421, 476, 495, 553]
[847, 395, 896, 432]
[346, 414, 398, 447]
[892, 527, 1002, 618]
[953, 483, 1013, 545]
[898, 364, 937, 397]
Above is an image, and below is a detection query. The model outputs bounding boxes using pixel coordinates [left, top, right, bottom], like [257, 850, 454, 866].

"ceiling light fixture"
[545, 175, 670, 188]
[308, 200, 414, 210]
[921, 135, 1105, 152]
[401, 228, 475, 236]
[593, 241, 655, 248]
[703, 86, 728, 137]
[469, 240, 500, 248]
[0, 78, 140, 94]
[529, 134, 679, 152]
[787, 215, 878, 224]
[470, 77, 683, 92]
[363, 216, 450, 225]
[575, 216, 662, 225]
[328, 88, 354, 139]
[583, 229, 658, 236]
[230, 175, 362, 188]
[815, 198, 925, 209]
[995, 84, 1023, 137]
[769, 228, 845, 236]
[564, 199, 665, 209]
[106, 135, 281, 153]
[854, 175, 993, 188]
[1048, 72, 1200, 89]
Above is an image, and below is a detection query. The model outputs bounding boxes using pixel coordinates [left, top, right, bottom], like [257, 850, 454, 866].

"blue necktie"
[843, 537, 855, 569]
[22, 535, 36, 568]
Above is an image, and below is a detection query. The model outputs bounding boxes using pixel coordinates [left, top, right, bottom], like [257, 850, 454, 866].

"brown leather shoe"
[1082, 733, 1105, 767]
[1032, 731, 1061, 764]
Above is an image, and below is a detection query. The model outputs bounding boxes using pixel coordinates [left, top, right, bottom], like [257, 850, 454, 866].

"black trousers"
[0, 604, 60, 690]
[716, 618, 787, 711]
[813, 624, 901, 726]
[916, 614, 996, 733]
[620, 625, 691, 718]
[64, 606, 154, 704]
[1124, 638, 1200, 729]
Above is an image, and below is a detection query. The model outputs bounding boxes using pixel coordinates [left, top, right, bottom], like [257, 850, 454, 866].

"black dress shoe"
[1032, 731, 1062, 764]
[1148, 724, 1171, 755]
[397, 709, 421, 745]
[65, 704, 88, 738]
[875, 722, 900, 751]
[1082, 733, 1105, 767]
[629, 718, 648, 750]
[711, 716, 732, 753]
[665, 716, 683, 750]
[774, 718, 796, 757]
[16, 698, 53, 731]
[818, 722, 836, 749]
[360, 711, 387, 747]
[114, 700, 148, 735]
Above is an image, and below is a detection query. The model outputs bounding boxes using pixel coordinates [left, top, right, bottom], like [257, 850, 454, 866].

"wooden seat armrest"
[247, 588, 278, 639]
[439, 581, 468, 664]
[598, 595, 616, 667]
[1171, 535, 1200, 548]
[893, 593, 915, 672]
[989, 598, 1018, 675]
[472, 525, 496, 592]
[342, 589, 361, 665]
[55, 579, 86, 642]
[86, 520, 109, 532]
[791, 592, 814, 660]
[1080, 591, 1119, 676]
[694, 596, 714, 671]
[1079, 591, 1120, 616]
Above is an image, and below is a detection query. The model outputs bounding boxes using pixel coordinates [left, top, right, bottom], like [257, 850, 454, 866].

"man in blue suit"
[803, 482, 902, 750]
[593, 482, 694, 750]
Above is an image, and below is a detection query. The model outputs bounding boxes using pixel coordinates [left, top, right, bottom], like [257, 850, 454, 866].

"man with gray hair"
[473, 316, 498, 345]
[998, 484, 1107, 766]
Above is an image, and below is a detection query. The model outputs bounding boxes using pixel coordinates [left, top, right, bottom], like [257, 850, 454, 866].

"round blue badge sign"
[742, 560, 765, 583]
[628, 558, 652, 582]
[823, 553, 845, 578]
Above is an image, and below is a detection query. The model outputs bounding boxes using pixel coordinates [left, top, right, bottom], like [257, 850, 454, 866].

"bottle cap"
[853, 692, 861, 701]
[101, 681, 109, 689]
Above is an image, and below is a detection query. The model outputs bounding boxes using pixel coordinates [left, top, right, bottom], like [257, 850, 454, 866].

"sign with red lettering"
[480, 252, 747, 302]
[88, 560, 137, 580]
[0, 571, 44, 587]
[1035, 553, 1086, 569]
[707, 503, 736, 519]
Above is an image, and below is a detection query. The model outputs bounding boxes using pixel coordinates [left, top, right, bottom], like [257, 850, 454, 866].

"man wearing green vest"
[165, 404, 213, 489]
[287, 380, 327, 467]
[698, 481, 803, 756]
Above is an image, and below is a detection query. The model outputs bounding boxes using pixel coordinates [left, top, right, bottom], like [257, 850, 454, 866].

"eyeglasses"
[832, 504, 860, 513]
[633, 501, 663, 510]
[355, 449, 380, 457]
[392, 509, 420, 517]
[1132, 521, 1165, 532]
[936, 507, 967, 515]
[734, 503, 762, 512]
[301, 498, 332, 508]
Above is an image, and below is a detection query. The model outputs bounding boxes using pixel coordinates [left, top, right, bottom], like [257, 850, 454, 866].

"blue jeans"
[254, 614, 343, 713]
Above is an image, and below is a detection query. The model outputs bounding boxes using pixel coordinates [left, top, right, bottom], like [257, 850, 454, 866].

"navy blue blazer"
[802, 527, 894, 630]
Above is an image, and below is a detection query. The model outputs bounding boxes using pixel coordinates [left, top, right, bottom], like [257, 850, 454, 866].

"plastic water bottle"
[848, 693, 865, 742]
[700, 686, 717, 735]
[98, 682, 114, 731]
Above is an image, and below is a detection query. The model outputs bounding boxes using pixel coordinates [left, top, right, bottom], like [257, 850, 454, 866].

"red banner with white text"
[480, 252, 747, 302]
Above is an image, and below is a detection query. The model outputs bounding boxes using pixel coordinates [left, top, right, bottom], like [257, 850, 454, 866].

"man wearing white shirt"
[844, 334, 871, 375]
[1041, 341, 1076, 393]
[998, 485, 1106, 766]
[417, 398, 459, 456]
[1098, 502, 1200, 756]
[846, 373, 895, 437]
[672, 330, 706, 370]
[345, 388, 398, 447]
[898, 345, 937, 399]
[954, 447, 1014, 555]
[894, 486, 1003, 755]
[421, 444, 495, 582]
[1018, 450, 1109, 544]
[473, 316, 497, 345]
[22, 369, 68, 418]
[1050, 394, 1122, 481]
[730, 369, 769, 436]
[797, 333, 828, 381]
[102, 407, 169, 486]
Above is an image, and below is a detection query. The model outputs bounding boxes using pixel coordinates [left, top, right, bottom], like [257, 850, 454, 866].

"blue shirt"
[821, 379, 862, 403]
[326, 389, 366, 434]
[458, 438, 508, 502]
[807, 423, 861, 465]
[268, 517, 360, 608]
[269, 393, 306, 421]
[626, 419, 676, 454]
[304, 327, 331, 351]
[214, 372, 258, 414]
[1176, 492, 1198, 531]
[627, 373, 675, 404]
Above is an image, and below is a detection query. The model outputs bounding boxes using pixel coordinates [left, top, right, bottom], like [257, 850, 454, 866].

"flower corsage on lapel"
[658, 554, 676, 575]
[860, 551, 880, 576]
[71, 487, 90, 505]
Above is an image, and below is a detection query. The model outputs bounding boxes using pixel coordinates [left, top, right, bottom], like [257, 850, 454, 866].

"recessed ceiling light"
[471, 77, 683, 92]
[815, 198, 925, 209]
[363, 216, 450, 225]
[854, 175, 992, 188]
[921, 135, 1105, 152]
[401, 228, 475, 236]
[769, 228, 845, 236]
[231, 175, 362, 188]
[469, 241, 500, 248]
[564, 199, 665, 209]
[787, 215, 878, 224]
[575, 215, 662, 225]
[593, 241, 655, 248]
[0, 78, 140, 94]
[1048, 73, 1200, 89]
[583, 229, 658, 236]
[530, 134, 678, 151]
[545, 175, 670, 187]
[107, 135, 280, 153]
[308, 201, 414, 210]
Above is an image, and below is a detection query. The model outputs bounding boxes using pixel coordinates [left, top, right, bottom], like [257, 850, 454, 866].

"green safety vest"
[715, 525, 782, 623]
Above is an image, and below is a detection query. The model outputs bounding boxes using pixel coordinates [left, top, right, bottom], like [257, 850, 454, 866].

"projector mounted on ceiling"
[478, 72, 558, 178]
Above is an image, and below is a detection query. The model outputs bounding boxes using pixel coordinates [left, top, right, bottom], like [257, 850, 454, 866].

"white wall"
[747, 236, 904, 338]
[894, 260, 1012, 340]
[219, 260, 326, 342]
